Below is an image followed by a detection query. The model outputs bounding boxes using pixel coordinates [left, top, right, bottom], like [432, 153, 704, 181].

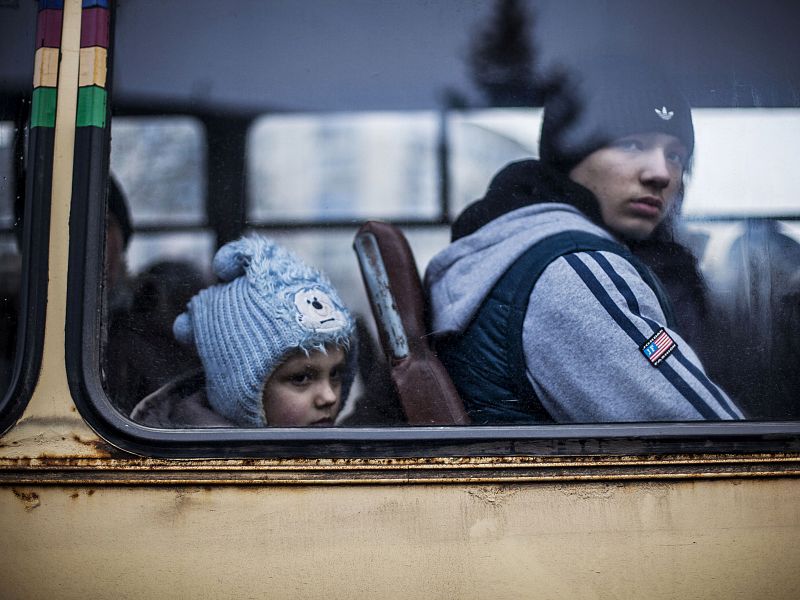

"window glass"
[102, 0, 800, 433]
[103, 118, 211, 416]
[686, 110, 800, 217]
[0, 122, 14, 229]
[0, 121, 19, 394]
[110, 117, 206, 226]
[449, 109, 541, 216]
[248, 112, 439, 222]
[0, 0, 37, 421]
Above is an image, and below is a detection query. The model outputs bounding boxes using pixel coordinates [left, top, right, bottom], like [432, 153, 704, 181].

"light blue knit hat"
[173, 235, 355, 427]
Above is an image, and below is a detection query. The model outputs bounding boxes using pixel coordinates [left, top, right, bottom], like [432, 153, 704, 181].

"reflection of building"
[688, 110, 800, 217]
[110, 118, 205, 226]
[247, 112, 439, 221]
[109, 107, 800, 331]
[0, 122, 15, 230]
[448, 109, 540, 213]
[247, 109, 547, 223]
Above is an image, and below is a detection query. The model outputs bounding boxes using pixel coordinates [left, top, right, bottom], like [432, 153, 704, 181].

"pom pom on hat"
[174, 235, 355, 427]
[172, 312, 194, 345]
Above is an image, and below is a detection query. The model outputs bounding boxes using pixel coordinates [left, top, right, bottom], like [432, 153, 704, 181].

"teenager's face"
[262, 346, 345, 427]
[568, 132, 688, 240]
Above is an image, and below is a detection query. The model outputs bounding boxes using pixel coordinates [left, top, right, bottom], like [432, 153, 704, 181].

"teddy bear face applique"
[293, 287, 348, 333]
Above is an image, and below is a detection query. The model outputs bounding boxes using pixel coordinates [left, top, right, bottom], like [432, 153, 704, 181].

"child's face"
[261, 346, 346, 426]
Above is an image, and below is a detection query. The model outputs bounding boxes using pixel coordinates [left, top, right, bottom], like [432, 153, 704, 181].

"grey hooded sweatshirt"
[424, 202, 742, 422]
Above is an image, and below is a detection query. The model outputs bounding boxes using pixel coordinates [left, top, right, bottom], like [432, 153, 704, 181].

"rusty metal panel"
[2, 480, 800, 598]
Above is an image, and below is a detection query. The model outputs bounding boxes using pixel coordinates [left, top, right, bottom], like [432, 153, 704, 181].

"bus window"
[446, 107, 800, 421]
[0, 120, 19, 397]
[676, 111, 800, 419]
[104, 116, 213, 415]
[248, 112, 439, 223]
[0, 0, 40, 430]
[68, 0, 800, 452]
[448, 108, 541, 217]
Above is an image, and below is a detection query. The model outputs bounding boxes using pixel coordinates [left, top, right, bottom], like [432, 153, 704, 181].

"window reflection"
[110, 117, 206, 226]
[448, 109, 541, 216]
[103, 119, 211, 416]
[247, 112, 439, 222]
[106, 0, 800, 426]
[0, 121, 20, 396]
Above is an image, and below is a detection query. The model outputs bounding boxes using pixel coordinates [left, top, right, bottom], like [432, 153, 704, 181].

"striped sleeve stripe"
[587, 251, 742, 420]
[563, 254, 722, 420]
[672, 352, 743, 418]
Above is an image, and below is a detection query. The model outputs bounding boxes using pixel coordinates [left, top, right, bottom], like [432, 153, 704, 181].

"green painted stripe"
[31, 87, 58, 128]
[76, 85, 106, 127]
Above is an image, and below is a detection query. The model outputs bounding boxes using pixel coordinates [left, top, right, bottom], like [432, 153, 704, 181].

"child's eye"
[287, 372, 312, 386]
[330, 365, 343, 381]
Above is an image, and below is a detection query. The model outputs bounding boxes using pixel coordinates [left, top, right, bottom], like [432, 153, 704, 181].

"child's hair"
[173, 235, 355, 426]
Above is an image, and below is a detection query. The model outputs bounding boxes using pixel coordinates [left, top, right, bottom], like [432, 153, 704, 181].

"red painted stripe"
[36, 8, 63, 49]
[80, 6, 109, 48]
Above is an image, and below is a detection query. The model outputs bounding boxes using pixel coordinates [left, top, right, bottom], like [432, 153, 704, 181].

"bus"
[1, 1, 800, 597]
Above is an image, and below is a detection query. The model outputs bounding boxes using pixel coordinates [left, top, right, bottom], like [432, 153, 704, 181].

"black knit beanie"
[539, 58, 695, 174]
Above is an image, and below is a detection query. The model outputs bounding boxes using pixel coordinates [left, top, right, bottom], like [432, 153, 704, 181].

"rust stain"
[1, 452, 800, 488]
[467, 485, 520, 506]
[69, 434, 117, 458]
[557, 482, 625, 500]
[154, 488, 208, 522]
[12, 489, 41, 511]
[87, 489, 95, 496]
[69, 492, 79, 499]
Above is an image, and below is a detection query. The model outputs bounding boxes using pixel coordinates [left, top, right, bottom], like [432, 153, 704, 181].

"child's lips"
[310, 417, 335, 427]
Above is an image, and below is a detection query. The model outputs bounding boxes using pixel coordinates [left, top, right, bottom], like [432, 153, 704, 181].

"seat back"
[353, 221, 470, 425]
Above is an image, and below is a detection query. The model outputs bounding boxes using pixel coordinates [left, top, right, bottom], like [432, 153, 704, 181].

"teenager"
[424, 62, 742, 423]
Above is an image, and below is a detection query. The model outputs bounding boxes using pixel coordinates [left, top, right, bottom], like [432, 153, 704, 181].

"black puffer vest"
[438, 231, 676, 424]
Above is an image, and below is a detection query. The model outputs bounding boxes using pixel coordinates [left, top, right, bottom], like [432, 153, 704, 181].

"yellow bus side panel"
[2, 479, 799, 599]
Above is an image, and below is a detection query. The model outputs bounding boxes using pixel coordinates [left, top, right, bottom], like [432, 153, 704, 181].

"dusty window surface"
[103, 1, 800, 430]
[248, 112, 439, 222]
[103, 117, 212, 416]
[110, 117, 206, 227]
[0, 121, 20, 396]
[0, 124, 14, 230]
[449, 109, 542, 216]
[0, 0, 34, 409]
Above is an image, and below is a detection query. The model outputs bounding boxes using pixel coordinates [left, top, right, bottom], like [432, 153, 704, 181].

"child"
[130, 235, 355, 428]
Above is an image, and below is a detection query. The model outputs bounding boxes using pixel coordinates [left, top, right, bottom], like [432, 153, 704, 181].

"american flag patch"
[640, 327, 677, 367]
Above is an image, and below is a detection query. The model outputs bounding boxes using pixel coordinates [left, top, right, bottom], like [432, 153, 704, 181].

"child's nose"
[314, 381, 338, 407]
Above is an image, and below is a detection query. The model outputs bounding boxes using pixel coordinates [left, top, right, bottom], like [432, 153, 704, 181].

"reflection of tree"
[469, 0, 544, 106]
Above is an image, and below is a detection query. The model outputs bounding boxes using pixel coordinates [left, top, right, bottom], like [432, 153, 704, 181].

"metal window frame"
[64, 2, 800, 460]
